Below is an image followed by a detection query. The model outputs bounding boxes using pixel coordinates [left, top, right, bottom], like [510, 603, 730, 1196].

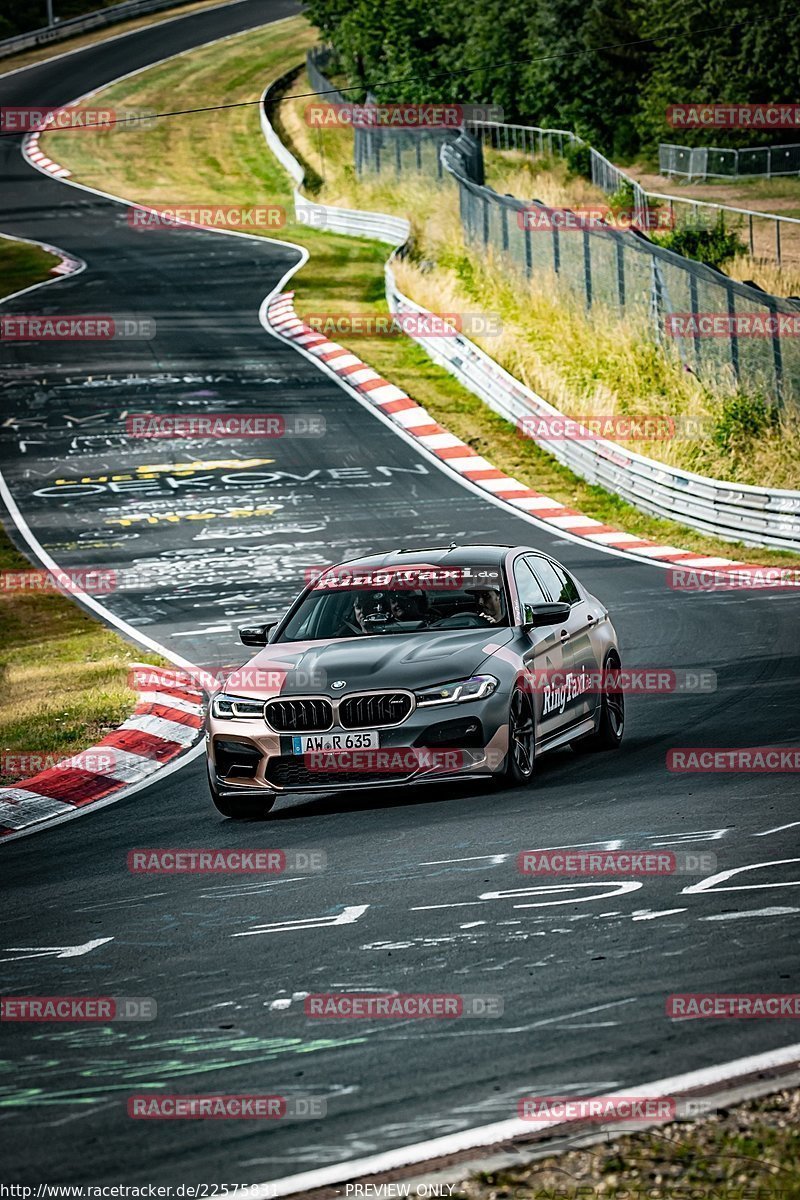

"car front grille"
[265, 756, 416, 789]
[339, 692, 412, 728]
[264, 697, 333, 732]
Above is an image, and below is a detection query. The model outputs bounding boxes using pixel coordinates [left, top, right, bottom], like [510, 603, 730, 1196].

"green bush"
[652, 215, 747, 270]
[607, 180, 635, 212]
[564, 140, 592, 180]
[712, 392, 779, 453]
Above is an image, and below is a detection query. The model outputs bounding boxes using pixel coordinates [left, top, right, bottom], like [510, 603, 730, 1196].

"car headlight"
[415, 675, 499, 707]
[210, 693, 265, 719]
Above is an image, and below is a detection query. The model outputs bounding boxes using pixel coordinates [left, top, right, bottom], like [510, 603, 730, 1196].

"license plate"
[290, 730, 381, 754]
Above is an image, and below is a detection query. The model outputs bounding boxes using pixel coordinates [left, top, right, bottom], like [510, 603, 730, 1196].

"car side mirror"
[522, 601, 571, 630]
[238, 623, 275, 646]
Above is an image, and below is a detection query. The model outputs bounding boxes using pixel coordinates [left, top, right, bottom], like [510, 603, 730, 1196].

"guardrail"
[260, 72, 410, 246]
[0, 0, 198, 60]
[385, 259, 800, 551]
[261, 59, 800, 552]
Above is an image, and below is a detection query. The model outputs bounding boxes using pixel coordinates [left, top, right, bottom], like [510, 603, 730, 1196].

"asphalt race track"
[1, 2, 799, 1186]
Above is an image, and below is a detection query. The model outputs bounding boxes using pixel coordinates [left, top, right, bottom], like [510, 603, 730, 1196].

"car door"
[511, 555, 567, 742]
[526, 555, 599, 728]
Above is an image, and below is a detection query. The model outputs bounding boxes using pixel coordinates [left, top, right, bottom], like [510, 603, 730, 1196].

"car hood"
[223, 628, 516, 698]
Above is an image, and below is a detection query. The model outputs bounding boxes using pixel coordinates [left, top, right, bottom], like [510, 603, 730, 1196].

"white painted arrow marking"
[682, 858, 800, 894]
[232, 905, 369, 938]
[0, 937, 114, 963]
[479, 881, 643, 908]
[754, 821, 800, 837]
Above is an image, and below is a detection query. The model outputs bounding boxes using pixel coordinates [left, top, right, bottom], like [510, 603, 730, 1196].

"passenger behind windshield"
[277, 568, 509, 642]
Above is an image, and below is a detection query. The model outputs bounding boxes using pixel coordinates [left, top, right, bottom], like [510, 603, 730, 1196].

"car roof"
[327, 544, 523, 572]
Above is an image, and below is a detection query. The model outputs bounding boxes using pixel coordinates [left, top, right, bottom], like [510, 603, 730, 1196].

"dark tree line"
[306, 0, 800, 159]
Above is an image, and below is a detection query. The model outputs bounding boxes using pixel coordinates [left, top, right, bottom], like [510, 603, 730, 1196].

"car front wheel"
[504, 687, 536, 784]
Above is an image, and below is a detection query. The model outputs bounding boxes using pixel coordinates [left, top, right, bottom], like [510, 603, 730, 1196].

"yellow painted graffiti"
[54, 459, 274, 486]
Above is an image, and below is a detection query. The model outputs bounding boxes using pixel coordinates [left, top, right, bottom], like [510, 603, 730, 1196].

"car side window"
[513, 557, 548, 619]
[527, 556, 578, 605]
[551, 563, 581, 605]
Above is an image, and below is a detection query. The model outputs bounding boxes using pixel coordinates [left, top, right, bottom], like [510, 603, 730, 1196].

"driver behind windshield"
[333, 590, 392, 636]
[468, 585, 504, 625]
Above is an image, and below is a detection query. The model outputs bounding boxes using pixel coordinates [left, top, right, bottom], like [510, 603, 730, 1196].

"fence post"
[776, 219, 782, 265]
[689, 272, 701, 373]
[552, 224, 560, 275]
[524, 219, 532, 277]
[749, 213, 754, 256]
[483, 195, 490, 246]
[583, 230, 592, 309]
[501, 205, 509, 251]
[768, 300, 784, 407]
[727, 288, 739, 385]
[616, 240, 625, 308]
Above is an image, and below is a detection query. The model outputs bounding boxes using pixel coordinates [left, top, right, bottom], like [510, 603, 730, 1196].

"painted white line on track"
[255, 1041, 800, 1197]
[755, 821, 800, 836]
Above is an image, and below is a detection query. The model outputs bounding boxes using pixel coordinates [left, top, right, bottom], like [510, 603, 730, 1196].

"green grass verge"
[0, 237, 60, 295]
[0, 531, 170, 783]
[0, 245, 169, 783]
[454, 1088, 800, 1199]
[40, 15, 798, 566]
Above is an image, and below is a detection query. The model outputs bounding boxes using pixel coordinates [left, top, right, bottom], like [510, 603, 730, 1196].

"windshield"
[277, 565, 508, 641]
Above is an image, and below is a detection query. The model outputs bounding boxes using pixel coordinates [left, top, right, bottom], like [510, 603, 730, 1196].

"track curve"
[1, 4, 799, 1187]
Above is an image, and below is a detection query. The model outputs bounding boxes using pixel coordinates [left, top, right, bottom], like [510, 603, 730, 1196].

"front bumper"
[206, 692, 511, 794]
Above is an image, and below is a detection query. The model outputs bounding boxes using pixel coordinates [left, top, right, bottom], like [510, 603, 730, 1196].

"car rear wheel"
[572, 651, 624, 752]
[504, 687, 535, 784]
[208, 766, 275, 818]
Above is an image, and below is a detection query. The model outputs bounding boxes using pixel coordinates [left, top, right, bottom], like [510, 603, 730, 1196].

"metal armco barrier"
[261, 61, 800, 552]
[260, 75, 410, 246]
[0, 0, 199, 59]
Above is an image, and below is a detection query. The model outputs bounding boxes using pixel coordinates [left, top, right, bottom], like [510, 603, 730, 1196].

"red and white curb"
[24, 129, 72, 180]
[266, 292, 768, 576]
[0, 665, 205, 838]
